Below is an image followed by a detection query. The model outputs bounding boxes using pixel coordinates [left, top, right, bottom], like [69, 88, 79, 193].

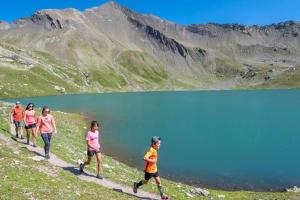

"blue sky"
[1, 0, 300, 25]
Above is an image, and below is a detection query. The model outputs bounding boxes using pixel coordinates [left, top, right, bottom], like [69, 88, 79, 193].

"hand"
[53, 129, 57, 134]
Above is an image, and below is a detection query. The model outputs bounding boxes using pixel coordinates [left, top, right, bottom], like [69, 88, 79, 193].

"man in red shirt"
[10, 101, 24, 139]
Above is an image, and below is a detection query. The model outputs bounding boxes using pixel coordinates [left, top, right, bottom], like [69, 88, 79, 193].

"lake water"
[4, 90, 300, 191]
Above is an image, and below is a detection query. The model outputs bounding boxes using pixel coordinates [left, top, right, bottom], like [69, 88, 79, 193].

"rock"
[54, 85, 66, 93]
[13, 159, 20, 164]
[264, 75, 271, 80]
[217, 194, 225, 198]
[190, 187, 210, 196]
[28, 156, 45, 161]
[185, 192, 194, 198]
[286, 186, 300, 193]
[240, 66, 256, 78]
[103, 164, 111, 169]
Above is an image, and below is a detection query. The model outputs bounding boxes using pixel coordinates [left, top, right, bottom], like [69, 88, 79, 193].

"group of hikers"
[10, 101, 169, 199]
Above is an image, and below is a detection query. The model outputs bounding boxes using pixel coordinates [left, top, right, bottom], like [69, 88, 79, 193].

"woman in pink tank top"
[24, 103, 37, 147]
[79, 121, 103, 179]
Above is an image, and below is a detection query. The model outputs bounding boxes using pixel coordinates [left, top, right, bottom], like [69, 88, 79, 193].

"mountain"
[0, 1, 300, 98]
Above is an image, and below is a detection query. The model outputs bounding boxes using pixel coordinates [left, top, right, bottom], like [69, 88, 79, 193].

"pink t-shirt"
[37, 114, 55, 134]
[25, 110, 36, 125]
[85, 130, 100, 151]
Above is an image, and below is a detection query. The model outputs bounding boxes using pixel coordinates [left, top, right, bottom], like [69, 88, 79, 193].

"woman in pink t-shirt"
[24, 103, 37, 147]
[35, 106, 57, 159]
[79, 121, 103, 179]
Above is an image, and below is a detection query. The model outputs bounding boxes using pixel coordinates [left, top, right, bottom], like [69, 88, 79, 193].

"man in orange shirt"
[133, 136, 169, 199]
[10, 101, 24, 139]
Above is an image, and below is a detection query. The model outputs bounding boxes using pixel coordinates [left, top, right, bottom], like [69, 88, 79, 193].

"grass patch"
[117, 51, 168, 84]
[91, 66, 127, 89]
[0, 66, 79, 98]
[215, 58, 242, 79]
[252, 66, 300, 89]
[30, 50, 61, 66]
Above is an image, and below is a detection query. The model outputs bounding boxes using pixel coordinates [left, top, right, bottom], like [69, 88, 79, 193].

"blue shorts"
[14, 120, 23, 128]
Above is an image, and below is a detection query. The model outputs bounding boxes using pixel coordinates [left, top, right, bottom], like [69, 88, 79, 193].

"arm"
[23, 111, 27, 126]
[144, 157, 157, 163]
[52, 117, 57, 134]
[35, 117, 40, 135]
[10, 109, 14, 123]
[86, 138, 98, 149]
[144, 151, 157, 163]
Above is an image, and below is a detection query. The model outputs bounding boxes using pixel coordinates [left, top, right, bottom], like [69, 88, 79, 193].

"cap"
[151, 136, 161, 144]
[16, 101, 20, 104]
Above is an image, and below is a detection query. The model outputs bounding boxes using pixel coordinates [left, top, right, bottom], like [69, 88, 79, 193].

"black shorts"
[144, 171, 159, 180]
[25, 123, 36, 129]
[87, 149, 101, 157]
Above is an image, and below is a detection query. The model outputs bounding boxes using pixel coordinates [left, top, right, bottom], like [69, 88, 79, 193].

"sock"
[136, 181, 143, 188]
[157, 185, 164, 196]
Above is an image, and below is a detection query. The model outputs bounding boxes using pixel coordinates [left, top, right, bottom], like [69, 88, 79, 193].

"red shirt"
[11, 106, 24, 121]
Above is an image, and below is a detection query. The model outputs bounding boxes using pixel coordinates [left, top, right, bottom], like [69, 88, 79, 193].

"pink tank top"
[38, 114, 54, 134]
[25, 110, 36, 125]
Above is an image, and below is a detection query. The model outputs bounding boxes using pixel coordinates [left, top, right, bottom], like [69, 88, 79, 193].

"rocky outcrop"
[31, 12, 63, 30]
[128, 17, 207, 61]
[186, 24, 217, 37]
[11, 12, 64, 30]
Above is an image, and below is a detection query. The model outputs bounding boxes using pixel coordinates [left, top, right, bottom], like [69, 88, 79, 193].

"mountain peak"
[85, 1, 124, 12]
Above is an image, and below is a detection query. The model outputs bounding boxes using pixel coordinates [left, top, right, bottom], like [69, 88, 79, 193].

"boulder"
[190, 187, 210, 197]
[286, 186, 300, 193]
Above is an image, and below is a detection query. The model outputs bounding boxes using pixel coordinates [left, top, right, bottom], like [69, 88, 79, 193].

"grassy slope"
[1, 41, 300, 100]
[252, 66, 300, 89]
[0, 102, 299, 200]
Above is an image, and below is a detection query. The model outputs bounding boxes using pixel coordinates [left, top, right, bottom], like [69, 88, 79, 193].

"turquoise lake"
[5, 90, 300, 191]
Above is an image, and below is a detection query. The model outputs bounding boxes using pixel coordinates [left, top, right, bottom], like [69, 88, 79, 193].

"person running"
[10, 101, 24, 139]
[35, 106, 57, 159]
[80, 121, 103, 179]
[133, 136, 169, 200]
[24, 103, 37, 147]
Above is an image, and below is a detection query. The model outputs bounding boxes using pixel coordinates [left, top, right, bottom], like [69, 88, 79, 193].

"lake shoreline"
[1, 87, 300, 100]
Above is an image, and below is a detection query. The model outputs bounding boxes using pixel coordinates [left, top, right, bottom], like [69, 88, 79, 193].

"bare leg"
[26, 128, 30, 144]
[154, 176, 166, 197]
[18, 126, 23, 138]
[83, 156, 92, 167]
[32, 128, 37, 146]
[96, 152, 102, 176]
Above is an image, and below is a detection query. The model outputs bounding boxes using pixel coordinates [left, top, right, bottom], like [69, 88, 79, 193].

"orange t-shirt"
[11, 107, 24, 122]
[144, 147, 158, 173]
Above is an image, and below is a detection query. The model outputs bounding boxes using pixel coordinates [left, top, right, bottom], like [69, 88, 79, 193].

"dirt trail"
[0, 123, 159, 200]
